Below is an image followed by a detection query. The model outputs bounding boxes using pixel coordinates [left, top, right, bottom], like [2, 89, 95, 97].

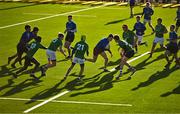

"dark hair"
[68, 15, 72, 18]
[113, 35, 120, 40]
[157, 18, 162, 22]
[122, 24, 128, 28]
[25, 25, 30, 30]
[170, 25, 175, 29]
[36, 36, 41, 42]
[108, 34, 113, 38]
[33, 27, 39, 32]
[136, 15, 141, 18]
[58, 32, 64, 38]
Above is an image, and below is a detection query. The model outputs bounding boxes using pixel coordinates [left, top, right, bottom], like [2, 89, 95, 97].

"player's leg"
[8, 53, 17, 64]
[175, 19, 180, 32]
[15, 56, 29, 75]
[79, 64, 84, 78]
[86, 48, 99, 63]
[174, 52, 180, 68]
[134, 36, 138, 53]
[150, 37, 158, 57]
[148, 21, 155, 33]
[116, 55, 127, 79]
[64, 62, 76, 80]
[100, 51, 109, 71]
[30, 58, 40, 78]
[164, 50, 171, 70]
[64, 41, 71, 58]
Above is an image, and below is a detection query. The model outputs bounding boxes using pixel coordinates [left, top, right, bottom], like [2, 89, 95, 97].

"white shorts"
[153, 37, 164, 45]
[144, 19, 152, 25]
[73, 57, 85, 64]
[46, 49, 56, 61]
[137, 35, 143, 42]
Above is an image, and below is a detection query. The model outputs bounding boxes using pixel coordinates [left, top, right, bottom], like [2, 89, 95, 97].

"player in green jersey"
[149, 18, 168, 57]
[64, 35, 89, 80]
[15, 36, 46, 79]
[41, 32, 66, 76]
[122, 24, 138, 53]
[113, 35, 136, 80]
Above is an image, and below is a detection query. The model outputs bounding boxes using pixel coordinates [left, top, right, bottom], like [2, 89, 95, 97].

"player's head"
[113, 35, 120, 43]
[58, 32, 64, 40]
[170, 25, 175, 32]
[108, 34, 113, 41]
[146, 2, 151, 7]
[32, 27, 39, 35]
[157, 18, 162, 24]
[68, 15, 72, 21]
[122, 24, 128, 31]
[81, 35, 86, 42]
[35, 36, 42, 42]
[136, 16, 141, 22]
[25, 25, 31, 32]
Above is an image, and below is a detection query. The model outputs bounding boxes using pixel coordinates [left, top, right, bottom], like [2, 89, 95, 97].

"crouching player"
[15, 36, 47, 79]
[164, 25, 180, 70]
[41, 32, 66, 76]
[113, 35, 136, 80]
[64, 35, 89, 80]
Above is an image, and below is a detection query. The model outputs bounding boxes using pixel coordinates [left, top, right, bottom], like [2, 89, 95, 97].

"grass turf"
[0, 2, 180, 113]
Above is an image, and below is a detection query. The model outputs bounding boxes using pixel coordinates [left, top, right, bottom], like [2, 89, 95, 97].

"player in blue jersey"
[164, 25, 180, 69]
[141, 2, 154, 33]
[130, 0, 135, 18]
[86, 34, 113, 72]
[133, 15, 147, 52]
[64, 15, 77, 58]
[175, 6, 180, 32]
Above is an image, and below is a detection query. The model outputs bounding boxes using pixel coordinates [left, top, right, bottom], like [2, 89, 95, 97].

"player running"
[64, 15, 77, 58]
[122, 24, 138, 53]
[175, 6, 180, 32]
[8, 26, 39, 68]
[113, 35, 136, 80]
[15, 36, 46, 79]
[164, 25, 180, 70]
[141, 2, 155, 33]
[149, 18, 168, 57]
[130, 0, 135, 18]
[133, 16, 147, 48]
[64, 35, 89, 80]
[41, 32, 66, 76]
[86, 34, 113, 72]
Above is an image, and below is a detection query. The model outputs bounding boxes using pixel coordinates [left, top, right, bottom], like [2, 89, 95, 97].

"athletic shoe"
[129, 67, 136, 76]
[103, 68, 109, 72]
[115, 71, 123, 80]
[40, 66, 46, 76]
[164, 63, 171, 70]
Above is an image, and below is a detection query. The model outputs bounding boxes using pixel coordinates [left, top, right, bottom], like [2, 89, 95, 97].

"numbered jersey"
[74, 41, 89, 59]
[48, 38, 62, 51]
[27, 41, 44, 58]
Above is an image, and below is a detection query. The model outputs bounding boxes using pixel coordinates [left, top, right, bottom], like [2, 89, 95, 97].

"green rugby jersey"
[48, 38, 62, 51]
[155, 24, 167, 38]
[74, 41, 89, 59]
[122, 30, 135, 45]
[118, 40, 133, 52]
[27, 41, 45, 58]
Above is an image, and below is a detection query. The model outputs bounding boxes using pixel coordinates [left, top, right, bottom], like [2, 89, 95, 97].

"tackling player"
[86, 34, 113, 72]
[113, 35, 136, 80]
[64, 35, 89, 80]
[149, 18, 168, 57]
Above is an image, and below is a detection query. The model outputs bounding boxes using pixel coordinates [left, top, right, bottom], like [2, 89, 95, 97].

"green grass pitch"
[0, 2, 180, 113]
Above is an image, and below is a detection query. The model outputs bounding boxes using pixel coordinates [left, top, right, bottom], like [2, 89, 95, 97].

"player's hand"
[110, 53, 113, 57]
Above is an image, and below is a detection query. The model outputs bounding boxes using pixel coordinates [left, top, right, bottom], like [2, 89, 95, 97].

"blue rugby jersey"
[95, 38, 109, 50]
[143, 7, 154, 20]
[133, 22, 146, 36]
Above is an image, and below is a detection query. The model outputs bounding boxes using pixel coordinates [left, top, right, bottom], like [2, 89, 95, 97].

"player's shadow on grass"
[132, 66, 178, 91]
[160, 84, 180, 97]
[70, 70, 119, 97]
[105, 12, 142, 25]
[1, 79, 42, 96]
[0, 3, 41, 11]
[0, 64, 21, 78]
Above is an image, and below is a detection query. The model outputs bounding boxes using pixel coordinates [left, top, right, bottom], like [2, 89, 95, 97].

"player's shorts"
[153, 37, 164, 45]
[166, 43, 179, 54]
[137, 35, 143, 42]
[176, 19, 180, 27]
[65, 32, 75, 42]
[93, 47, 104, 56]
[17, 43, 28, 56]
[24, 56, 39, 66]
[143, 19, 152, 24]
[46, 49, 56, 61]
[73, 57, 85, 64]
[124, 50, 135, 58]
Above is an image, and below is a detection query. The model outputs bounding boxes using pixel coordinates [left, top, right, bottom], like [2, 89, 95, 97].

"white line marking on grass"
[0, 97, 132, 107]
[23, 13, 97, 17]
[109, 51, 150, 72]
[0, 5, 105, 29]
[23, 90, 70, 113]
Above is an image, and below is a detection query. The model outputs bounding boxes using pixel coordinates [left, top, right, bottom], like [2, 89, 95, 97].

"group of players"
[8, 2, 180, 81]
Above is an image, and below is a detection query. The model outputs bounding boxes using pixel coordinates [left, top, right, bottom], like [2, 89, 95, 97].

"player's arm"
[164, 26, 168, 34]
[59, 45, 66, 57]
[132, 24, 136, 31]
[39, 44, 47, 49]
[86, 45, 89, 56]
[151, 8, 154, 16]
[141, 8, 144, 18]
[105, 49, 113, 57]
[70, 23, 77, 33]
[71, 43, 77, 57]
